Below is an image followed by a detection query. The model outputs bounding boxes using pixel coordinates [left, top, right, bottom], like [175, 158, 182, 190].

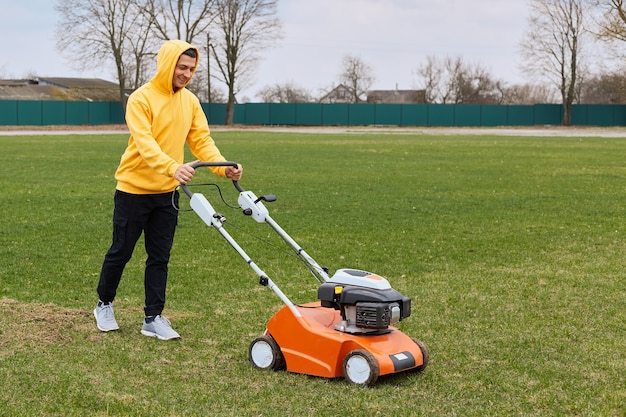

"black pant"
[97, 190, 179, 316]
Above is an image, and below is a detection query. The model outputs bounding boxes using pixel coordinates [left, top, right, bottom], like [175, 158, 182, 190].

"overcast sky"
[0, 0, 530, 101]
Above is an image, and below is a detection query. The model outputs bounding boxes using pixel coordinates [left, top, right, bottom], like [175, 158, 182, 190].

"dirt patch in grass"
[0, 298, 97, 356]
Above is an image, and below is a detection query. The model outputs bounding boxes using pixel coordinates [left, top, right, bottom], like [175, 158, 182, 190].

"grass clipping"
[0, 298, 95, 356]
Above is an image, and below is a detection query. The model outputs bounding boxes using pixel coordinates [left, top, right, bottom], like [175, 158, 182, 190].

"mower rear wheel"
[343, 350, 379, 386]
[411, 338, 429, 372]
[249, 335, 285, 371]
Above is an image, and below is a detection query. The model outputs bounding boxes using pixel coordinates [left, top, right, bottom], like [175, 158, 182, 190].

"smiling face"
[172, 54, 196, 91]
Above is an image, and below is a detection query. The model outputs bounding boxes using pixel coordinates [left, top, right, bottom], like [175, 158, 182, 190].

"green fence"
[0, 100, 125, 126]
[1, 101, 624, 127]
[222, 103, 625, 127]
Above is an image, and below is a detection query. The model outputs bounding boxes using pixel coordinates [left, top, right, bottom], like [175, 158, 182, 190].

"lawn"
[0, 130, 624, 416]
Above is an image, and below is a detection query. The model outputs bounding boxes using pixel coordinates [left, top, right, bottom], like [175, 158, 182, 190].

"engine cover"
[317, 269, 411, 334]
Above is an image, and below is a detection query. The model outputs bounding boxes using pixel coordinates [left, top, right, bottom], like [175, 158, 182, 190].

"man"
[94, 39, 242, 340]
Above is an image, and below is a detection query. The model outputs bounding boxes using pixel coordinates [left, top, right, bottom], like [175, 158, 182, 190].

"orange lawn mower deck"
[181, 162, 428, 386]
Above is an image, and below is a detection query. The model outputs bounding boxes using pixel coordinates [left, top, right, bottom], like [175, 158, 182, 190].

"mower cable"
[171, 183, 240, 212]
[172, 184, 314, 269]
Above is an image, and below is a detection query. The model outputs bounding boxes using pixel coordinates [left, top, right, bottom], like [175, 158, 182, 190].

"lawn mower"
[181, 162, 428, 386]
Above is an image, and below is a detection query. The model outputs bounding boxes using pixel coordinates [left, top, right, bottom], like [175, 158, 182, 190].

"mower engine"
[317, 269, 411, 334]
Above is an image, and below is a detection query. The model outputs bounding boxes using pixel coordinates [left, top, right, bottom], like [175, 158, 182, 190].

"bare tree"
[415, 55, 503, 104]
[209, 0, 282, 124]
[137, 0, 216, 44]
[503, 83, 559, 104]
[415, 55, 443, 104]
[258, 82, 312, 103]
[338, 55, 375, 103]
[134, 0, 218, 100]
[55, 0, 154, 109]
[520, 0, 588, 125]
[441, 56, 463, 104]
[580, 71, 626, 103]
[589, 0, 626, 67]
[593, 0, 626, 42]
[124, 6, 156, 90]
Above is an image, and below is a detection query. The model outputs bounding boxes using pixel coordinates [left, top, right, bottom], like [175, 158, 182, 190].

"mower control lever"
[254, 195, 277, 204]
[242, 195, 277, 216]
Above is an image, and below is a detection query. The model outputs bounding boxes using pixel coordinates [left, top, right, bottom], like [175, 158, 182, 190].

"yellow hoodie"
[115, 40, 227, 194]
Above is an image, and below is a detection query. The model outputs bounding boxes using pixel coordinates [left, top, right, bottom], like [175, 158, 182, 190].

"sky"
[0, 0, 530, 101]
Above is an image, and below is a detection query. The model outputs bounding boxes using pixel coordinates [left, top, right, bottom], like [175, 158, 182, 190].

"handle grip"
[180, 161, 243, 197]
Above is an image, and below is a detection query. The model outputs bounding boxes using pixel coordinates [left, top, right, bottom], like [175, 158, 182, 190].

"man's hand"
[225, 164, 243, 181]
[174, 161, 199, 184]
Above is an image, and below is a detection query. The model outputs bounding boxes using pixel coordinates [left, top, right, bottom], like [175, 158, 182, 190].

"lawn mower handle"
[180, 161, 243, 198]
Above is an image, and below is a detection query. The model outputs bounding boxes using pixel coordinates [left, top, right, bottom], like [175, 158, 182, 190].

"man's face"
[172, 54, 196, 91]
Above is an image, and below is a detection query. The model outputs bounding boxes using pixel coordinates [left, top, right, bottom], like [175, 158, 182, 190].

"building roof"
[366, 89, 426, 104]
[318, 84, 355, 103]
[0, 77, 121, 101]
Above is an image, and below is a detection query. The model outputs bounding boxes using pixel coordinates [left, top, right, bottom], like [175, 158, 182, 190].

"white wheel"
[343, 350, 379, 385]
[248, 335, 284, 370]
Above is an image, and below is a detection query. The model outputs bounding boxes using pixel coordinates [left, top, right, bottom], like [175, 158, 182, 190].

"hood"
[151, 39, 199, 94]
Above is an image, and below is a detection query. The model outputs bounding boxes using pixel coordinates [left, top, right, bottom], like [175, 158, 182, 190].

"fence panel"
[42, 101, 65, 125]
[322, 104, 349, 125]
[506, 105, 534, 126]
[613, 104, 626, 126]
[243, 103, 269, 125]
[295, 103, 323, 125]
[233, 104, 247, 124]
[270, 103, 296, 125]
[481, 105, 508, 126]
[375, 104, 402, 125]
[428, 104, 455, 126]
[202, 103, 226, 125]
[0, 100, 18, 125]
[534, 104, 561, 125]
[400, 105, 428, 126]
[110, 102, 125, 124]
[65, 102, 90, 125]
[349, 104, 375, 125]
[2, 100, 626, 127]
[17, 101, 42, 125]
[88, 102, 112, 125]
[586, 105, 616, 127]
[454, 105, 482, 127]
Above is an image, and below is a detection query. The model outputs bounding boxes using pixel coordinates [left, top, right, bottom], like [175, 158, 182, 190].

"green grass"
[0, 130, 625, 416]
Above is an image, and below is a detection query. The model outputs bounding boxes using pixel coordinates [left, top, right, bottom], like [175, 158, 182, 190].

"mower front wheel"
[343, 350, 379, 386]
[411, 337, 429, 372]
[248, 335, 285, 371]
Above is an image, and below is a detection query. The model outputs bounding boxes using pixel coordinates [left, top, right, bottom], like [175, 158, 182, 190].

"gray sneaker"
[141, 315, 180, 340]
[94, 301, 119, 332]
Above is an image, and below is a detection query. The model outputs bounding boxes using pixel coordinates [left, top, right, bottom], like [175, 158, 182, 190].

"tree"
[137, 0, 216, 44]
[593, 0, 626, 42]
[415, 55, 443, 104]
[520, 0, 588, 125]
[415, 55, 504, 104]
[338, 55, 375, 103]
[258, 82, 312, 103]
[209, 0, 282, 124]
[134, 0, 218, 100]
[454, 61, 504, 104]
[503, 83, 559, 104]
[579, 71, 626, 103]
[56, 0, 281, 118]
[55, 0, 153, 109]
[590, 0, 626, 69]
